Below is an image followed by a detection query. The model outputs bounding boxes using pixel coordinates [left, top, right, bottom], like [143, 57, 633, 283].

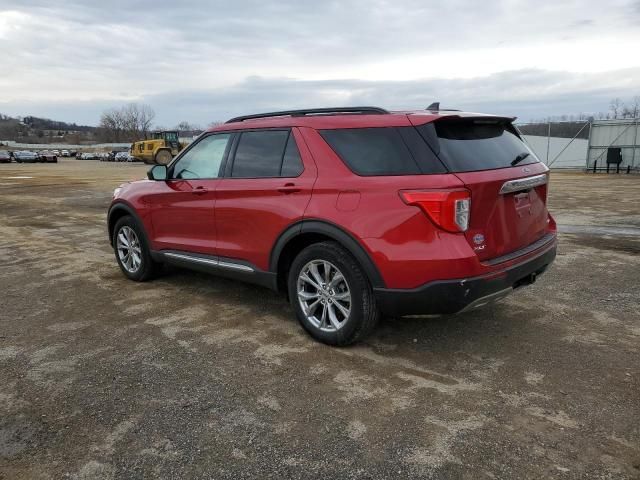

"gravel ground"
[0, 160, 638, 479]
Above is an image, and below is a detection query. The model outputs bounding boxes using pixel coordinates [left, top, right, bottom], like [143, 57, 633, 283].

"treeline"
[22, 116, 95, 132]
[0, 115, 25, 141]
[1, 105, 203, 144]
[528, 97, 640, 124]
[519, 97, 640, 139]
[518, 122, 590, 139]
[0, 113, 98, 144]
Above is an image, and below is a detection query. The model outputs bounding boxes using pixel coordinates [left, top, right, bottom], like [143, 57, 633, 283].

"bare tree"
[630, 96, 640, 119]
[609, 98, 623, 119]
[136, 104, 155, 139]
[175, 121, 201, 131]
[99, 108, 127, 142]
[99, 103, 155, 142]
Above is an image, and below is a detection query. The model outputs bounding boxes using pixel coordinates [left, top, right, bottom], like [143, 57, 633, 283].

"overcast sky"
[1, 0, 639, 126]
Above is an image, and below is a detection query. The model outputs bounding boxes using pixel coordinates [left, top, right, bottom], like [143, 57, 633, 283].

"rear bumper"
[374, 238, 556, 317]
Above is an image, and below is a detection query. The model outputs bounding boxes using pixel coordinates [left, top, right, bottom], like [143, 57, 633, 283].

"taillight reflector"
[400, 189, 471, 232]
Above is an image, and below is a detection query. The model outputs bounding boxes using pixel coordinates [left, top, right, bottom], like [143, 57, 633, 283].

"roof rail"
[225, 106, 390, 124]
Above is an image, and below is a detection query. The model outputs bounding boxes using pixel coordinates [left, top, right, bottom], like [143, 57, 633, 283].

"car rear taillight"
[400, 189, 471, 232]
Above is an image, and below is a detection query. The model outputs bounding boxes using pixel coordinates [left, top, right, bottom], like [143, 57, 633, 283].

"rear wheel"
[154, 150, 172, 165]
[113, 216, 160, 281]
[288, 241, 380, 346]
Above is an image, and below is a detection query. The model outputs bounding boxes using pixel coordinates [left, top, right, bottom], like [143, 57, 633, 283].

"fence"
[517, 119, 640, 172]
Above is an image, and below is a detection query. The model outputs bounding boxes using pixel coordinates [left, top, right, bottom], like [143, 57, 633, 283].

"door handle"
[277, 183, 301, 194]
[192, 186, 208, 195]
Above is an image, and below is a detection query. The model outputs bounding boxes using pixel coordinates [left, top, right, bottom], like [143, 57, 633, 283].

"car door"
[214, 128, 317, 270]
[147, 132, 233, 255]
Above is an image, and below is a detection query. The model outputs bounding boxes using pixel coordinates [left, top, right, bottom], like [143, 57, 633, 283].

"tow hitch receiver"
[514, 272, 537, 289]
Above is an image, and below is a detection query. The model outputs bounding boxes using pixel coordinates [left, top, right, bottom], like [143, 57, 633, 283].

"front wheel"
[288, 241, 380, 346]
[113, 216, 160, 281]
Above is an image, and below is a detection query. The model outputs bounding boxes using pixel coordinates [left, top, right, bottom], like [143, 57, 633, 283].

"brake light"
[400, 189, 471, 232]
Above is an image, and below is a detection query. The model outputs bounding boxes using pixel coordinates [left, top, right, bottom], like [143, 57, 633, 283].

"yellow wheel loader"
[130, 131, 184, 165]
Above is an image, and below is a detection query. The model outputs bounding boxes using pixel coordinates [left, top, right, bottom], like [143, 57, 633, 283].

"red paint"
[110, 111, 557, 291]
[214, 129, 317, 269]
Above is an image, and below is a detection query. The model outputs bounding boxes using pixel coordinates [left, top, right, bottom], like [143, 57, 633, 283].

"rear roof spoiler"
[428, 113, 518, 122]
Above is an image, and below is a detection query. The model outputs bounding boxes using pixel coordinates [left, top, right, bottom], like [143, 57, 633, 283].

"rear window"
[320, 127, 445, 176]
[419, 119, 539, 172]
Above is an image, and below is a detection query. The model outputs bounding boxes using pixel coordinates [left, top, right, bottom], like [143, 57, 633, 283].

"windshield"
[418, 119, 540, 172]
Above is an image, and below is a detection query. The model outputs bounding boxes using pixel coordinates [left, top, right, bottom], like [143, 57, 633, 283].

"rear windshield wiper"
[511, 152, 530, 166]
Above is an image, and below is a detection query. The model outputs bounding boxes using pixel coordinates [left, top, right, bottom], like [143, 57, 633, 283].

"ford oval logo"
[473, 234, 485, 245]
[522, 167, 531, 173]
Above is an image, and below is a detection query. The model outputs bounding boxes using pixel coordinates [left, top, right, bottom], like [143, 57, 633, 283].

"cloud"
[1, 0, 639, 124]
[3, 67, 639, 126]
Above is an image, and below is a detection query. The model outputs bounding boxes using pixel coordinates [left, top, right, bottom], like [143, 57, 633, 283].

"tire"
[154, 150, 172, 165]
[112, 215, 161, 282]
[288, 241, 380, 346]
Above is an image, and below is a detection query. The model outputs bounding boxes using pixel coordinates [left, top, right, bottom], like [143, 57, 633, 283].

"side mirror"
[148, 165, 168, 181]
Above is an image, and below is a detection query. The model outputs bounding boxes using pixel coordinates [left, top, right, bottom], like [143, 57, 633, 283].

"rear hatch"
[414, 117, 550, 261]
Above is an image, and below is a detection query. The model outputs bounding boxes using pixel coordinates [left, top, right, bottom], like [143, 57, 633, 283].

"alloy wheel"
[116, 226, 142, 273]
[297, 260, 351, 332]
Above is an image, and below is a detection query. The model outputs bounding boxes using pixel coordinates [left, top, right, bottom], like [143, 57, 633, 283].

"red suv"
[108, 106, 556, 345]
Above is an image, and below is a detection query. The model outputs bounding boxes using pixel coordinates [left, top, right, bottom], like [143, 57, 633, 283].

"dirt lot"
[1, 160, 639, 479]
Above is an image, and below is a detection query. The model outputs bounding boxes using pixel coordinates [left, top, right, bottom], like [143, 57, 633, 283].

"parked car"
[61, 150, 70, 157]
[76, 152, 83, 159]
[0, 150, 11, 163]
[13, 150, 39, 163]
[38, 151, 58, 163]
[107, 106, 557, 345]
[115, 152, 132, 162]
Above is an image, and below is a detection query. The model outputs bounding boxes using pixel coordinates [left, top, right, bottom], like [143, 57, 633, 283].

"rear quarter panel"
[299, 127, 483, 289]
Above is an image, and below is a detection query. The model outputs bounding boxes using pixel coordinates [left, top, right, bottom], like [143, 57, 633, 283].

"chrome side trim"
[163, 252, 254, 272]
[217, 260, 254, 272]
[499, 174, 548, 194]
[164, 252, 218, 266]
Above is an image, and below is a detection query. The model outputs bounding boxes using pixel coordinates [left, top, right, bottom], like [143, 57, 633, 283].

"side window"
[281, 134, 304, 177]
[320, 127, 421, 176]
[231, 130, 289, 178]
[320, 127, 445, 176]
[171, 133, 231, 179]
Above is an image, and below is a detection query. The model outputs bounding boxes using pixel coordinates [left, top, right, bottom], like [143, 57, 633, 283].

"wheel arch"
[270, 220, 386, 294]
[107, 202, 151, 248]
